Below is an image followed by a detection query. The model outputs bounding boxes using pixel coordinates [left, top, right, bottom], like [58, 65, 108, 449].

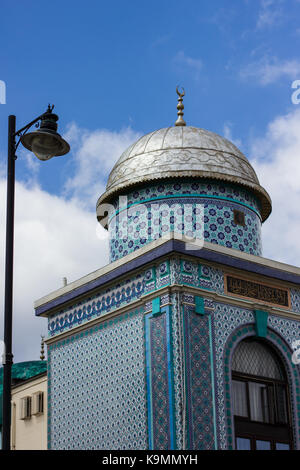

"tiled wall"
[47, 258, 223, 337]
[108, 180, 262, 262]
[48, 308, 148, 450]
[48, 255, 300, 338]
[47, 257, 300, 450]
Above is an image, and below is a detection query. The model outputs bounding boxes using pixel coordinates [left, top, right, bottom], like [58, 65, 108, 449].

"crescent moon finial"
[176, 86, 185, 98]
[175, 86, 186, 126]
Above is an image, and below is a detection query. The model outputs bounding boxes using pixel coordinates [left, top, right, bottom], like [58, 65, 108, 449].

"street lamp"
[2, 105, 70, 450]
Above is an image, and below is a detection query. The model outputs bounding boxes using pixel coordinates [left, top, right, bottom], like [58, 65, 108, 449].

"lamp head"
[21, 105, 70, 161]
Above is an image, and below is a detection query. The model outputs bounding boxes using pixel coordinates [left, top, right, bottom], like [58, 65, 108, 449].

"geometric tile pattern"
[48, 273, 145, 337]
[123, 180, 261, 212]
[145, 306, 176, 450]
[168, 292, 185, 450]
[290, 288, 300, 314]
[182, 304, 216, 449]
[48, 258, 225, 337]
[48, 308, 148, 450]
[268, 315, 300, 351]
[46, 244, 300, 452]
[109, 180, 262, 262]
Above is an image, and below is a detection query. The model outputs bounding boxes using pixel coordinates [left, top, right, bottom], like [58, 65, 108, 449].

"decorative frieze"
[47, 257, 224, 337]
[225, 274, 290, 308]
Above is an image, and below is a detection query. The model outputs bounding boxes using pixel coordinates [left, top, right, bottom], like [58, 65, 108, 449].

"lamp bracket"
[13, 105, 55, 151]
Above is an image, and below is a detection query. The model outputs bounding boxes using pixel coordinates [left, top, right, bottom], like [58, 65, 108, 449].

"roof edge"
[35, 235, 300, 318]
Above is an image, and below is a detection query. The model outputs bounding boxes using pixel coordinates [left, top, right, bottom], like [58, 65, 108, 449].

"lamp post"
[2, 105, 70, 450]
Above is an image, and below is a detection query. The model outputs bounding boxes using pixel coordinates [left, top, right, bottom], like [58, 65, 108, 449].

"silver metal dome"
[97, 126, 272, 222]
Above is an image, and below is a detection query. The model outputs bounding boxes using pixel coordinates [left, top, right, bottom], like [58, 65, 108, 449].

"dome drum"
[106, 180, 262, 262]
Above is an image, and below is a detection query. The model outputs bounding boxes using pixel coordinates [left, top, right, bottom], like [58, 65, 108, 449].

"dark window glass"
[276, 443, 290, 450]
[232, 380, 248, 417]
[256, 440, 271, 450]
[248, 382, 270, 423]
[276, 385, 288, 424]
[233, 210, 245, 226]
[236, 437, 251, 450]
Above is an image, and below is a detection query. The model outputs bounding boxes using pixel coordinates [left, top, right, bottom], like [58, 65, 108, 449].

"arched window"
[232, 338, 293, 450]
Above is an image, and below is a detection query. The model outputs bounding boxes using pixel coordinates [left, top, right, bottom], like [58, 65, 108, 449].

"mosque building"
[35, 90, 300, 450]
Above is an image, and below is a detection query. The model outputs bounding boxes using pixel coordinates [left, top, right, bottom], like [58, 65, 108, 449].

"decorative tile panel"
[145, 305, 176, 449]
[169, 292, 185, 450]
[108, 180, 262, 262]
[48, 273, 145, 336]
[183, 304, 216, 449]
[48, 258, 224, 337]
[48, 308, 147, 450]
[291, 288, 300, 314]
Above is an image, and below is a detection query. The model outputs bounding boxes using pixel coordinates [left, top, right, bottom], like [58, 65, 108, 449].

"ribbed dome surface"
[97, 126, 271, 221]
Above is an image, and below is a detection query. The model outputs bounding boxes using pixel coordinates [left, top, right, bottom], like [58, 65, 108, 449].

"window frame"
[232, 340, 294, 450]
[20, 396, 32, 420]
[32, 391, 44, 416]
[232, 372, 290, 425]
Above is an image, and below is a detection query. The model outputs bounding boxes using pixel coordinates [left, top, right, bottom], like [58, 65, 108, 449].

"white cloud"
[256, 0, 283, 29]
[240, 56, 300, 85]
[223, 122, 242, 149]
[0, 179, 109, 362]
[249, 107, 300, 265]
[63, 123, 141, 210]
[0, 123, 141, 363]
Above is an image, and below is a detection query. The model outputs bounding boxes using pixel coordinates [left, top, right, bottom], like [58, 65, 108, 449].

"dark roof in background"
[0, 360, 47, 427]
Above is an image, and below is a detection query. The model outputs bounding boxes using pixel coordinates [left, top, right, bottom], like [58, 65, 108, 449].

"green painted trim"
[108, 193, 262, 223]
[254, 309, 268, 338]
[195, 296, 205, 315]
[152, 297, 161, 316]
[208, 315, 218, 449]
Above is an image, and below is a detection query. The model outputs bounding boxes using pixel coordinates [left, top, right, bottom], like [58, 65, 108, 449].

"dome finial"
[175, 86, 186, 126]
[40, 335, 45, 361]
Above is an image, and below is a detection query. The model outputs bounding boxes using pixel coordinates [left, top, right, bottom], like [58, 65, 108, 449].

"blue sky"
[1, 0, 300, 193]
[2, 0, 300, 361]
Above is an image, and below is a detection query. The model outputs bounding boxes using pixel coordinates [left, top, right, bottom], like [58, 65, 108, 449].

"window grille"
[232, 339, 283, 380]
